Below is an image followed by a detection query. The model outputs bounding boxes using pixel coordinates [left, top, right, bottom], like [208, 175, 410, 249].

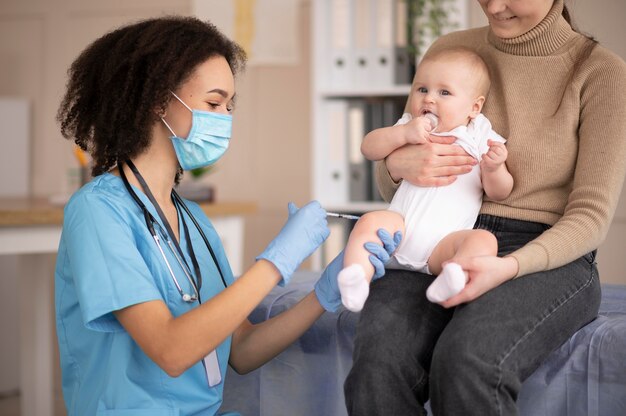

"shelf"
[310, 0, 469, 270]
[311, 0, 418, 214]
[317, 85, 412, 99]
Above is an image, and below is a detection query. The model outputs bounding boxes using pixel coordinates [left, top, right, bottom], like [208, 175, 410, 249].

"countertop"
[0, 198, 257, 226]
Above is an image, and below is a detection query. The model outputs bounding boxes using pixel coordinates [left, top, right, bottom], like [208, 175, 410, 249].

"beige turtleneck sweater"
[376, 0, 626, 277]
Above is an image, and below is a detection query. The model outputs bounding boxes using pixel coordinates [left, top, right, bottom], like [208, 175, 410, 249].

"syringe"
[326, 212, 361, 221]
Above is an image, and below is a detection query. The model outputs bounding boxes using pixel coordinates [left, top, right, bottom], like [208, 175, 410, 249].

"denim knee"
[430, 326, 497, 387]
[429, 330, 503, 415]
[345, 269, 445, 414]
[347, 346, 418, 389]
[346, 339, 429, 415]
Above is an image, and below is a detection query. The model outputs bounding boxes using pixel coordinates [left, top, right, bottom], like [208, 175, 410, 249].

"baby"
[338, 47, 514, 311]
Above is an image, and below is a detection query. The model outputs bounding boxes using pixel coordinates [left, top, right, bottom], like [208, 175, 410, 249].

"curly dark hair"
[57, 16, 247, 177]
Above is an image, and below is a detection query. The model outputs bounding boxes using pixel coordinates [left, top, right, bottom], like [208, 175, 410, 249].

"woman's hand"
[386, 136, 476, 187]
[439, 256, 519, 308]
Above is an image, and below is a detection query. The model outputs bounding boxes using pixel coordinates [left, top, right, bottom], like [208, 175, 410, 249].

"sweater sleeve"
[510, 47, 626, 277]
[375, 160, 400, 203]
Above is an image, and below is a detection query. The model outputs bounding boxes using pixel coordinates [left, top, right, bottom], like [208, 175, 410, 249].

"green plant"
[189, 165, 216, 179]
[406, 0, 458, 61]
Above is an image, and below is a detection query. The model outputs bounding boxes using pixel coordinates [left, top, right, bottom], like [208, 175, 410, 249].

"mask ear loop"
[160, 90, 194, 137]
[169, 90, 193, 112]
[160, 117, 178, 137]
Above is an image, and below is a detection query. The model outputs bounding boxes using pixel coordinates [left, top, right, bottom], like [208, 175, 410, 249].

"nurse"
[55, 16, 400, 416]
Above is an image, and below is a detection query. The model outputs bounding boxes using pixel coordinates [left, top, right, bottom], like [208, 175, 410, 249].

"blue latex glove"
[257, 201, 329, 286]
[314, 229, 402, 312]
[365, 228, 403, 279]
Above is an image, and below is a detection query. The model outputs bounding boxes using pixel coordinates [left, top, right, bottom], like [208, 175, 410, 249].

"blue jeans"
[344, 215, 601, 416]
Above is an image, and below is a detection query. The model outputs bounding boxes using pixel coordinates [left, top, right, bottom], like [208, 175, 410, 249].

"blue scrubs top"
[55, 173, 239, 416]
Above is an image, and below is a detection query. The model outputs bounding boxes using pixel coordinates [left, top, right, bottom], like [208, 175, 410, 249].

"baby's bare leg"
[426, 229, 497, 303]
[339, 210, 404, 311]
[344, 210, 405, 277]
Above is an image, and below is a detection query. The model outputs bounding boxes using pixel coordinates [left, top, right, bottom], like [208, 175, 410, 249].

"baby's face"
[409, 57, 483, 132]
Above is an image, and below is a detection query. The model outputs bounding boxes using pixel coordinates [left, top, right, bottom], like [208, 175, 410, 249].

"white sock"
[426, 262, 467, 303]
[338, 264, 369, 312]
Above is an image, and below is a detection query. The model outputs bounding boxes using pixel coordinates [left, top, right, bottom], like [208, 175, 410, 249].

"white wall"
[568, 0, 626, 284]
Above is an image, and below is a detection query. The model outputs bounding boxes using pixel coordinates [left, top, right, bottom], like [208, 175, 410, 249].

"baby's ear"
[469, 96, 485, 119]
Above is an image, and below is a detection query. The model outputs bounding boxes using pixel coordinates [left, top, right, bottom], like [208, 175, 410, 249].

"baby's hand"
[481, 140, 508, 172]
[402, 116, 434, 145]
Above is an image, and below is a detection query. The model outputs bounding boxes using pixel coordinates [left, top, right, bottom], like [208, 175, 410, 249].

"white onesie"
[386, 113, 506, 274]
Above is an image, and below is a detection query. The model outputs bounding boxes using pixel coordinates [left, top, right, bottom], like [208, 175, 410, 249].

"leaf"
[189, 165, 216, 179]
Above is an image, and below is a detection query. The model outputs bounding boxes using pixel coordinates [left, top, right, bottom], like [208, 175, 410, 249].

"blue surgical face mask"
[161, 91, 232, 171]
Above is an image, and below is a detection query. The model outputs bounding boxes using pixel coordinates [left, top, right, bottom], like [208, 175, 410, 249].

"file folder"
[329, 0, 354, 88]
[319, 100, 349, 205]
[370, 0, 395, 87]
[394, 0, 414, 85]
[367, 99, 386, 201]
[353, 0, 372, 87]
[348, 100, 369, 202]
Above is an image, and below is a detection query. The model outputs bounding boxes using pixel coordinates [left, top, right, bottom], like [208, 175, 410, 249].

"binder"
[347, 100, 369, 202]
[328, 0, 354, 88]
[363, 98, 406, 202]
[325, 0, 415, 89]
[370, 0, 395, 87]
[353, 0, 372, 87]
[317, 100, 349, 205]
[383, 97, 404, 127]
[367, 99, 386, 202]
[393, 0, 414, 85]
[367, 0, 416, 87]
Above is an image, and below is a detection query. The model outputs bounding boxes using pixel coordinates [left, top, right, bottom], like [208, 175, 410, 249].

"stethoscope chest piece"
[182, 293, 197, 303]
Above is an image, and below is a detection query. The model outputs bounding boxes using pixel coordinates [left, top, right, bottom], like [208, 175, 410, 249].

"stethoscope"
[119, 160, 227, 303]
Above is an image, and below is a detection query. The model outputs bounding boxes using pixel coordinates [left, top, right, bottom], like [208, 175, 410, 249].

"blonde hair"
[421, 46, 491, 97]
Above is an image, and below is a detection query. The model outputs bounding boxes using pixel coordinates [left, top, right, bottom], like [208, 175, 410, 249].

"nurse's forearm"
[228, 291, 324, 374]
[115, 260, 282, 377]
[171, 260, 287, 371]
